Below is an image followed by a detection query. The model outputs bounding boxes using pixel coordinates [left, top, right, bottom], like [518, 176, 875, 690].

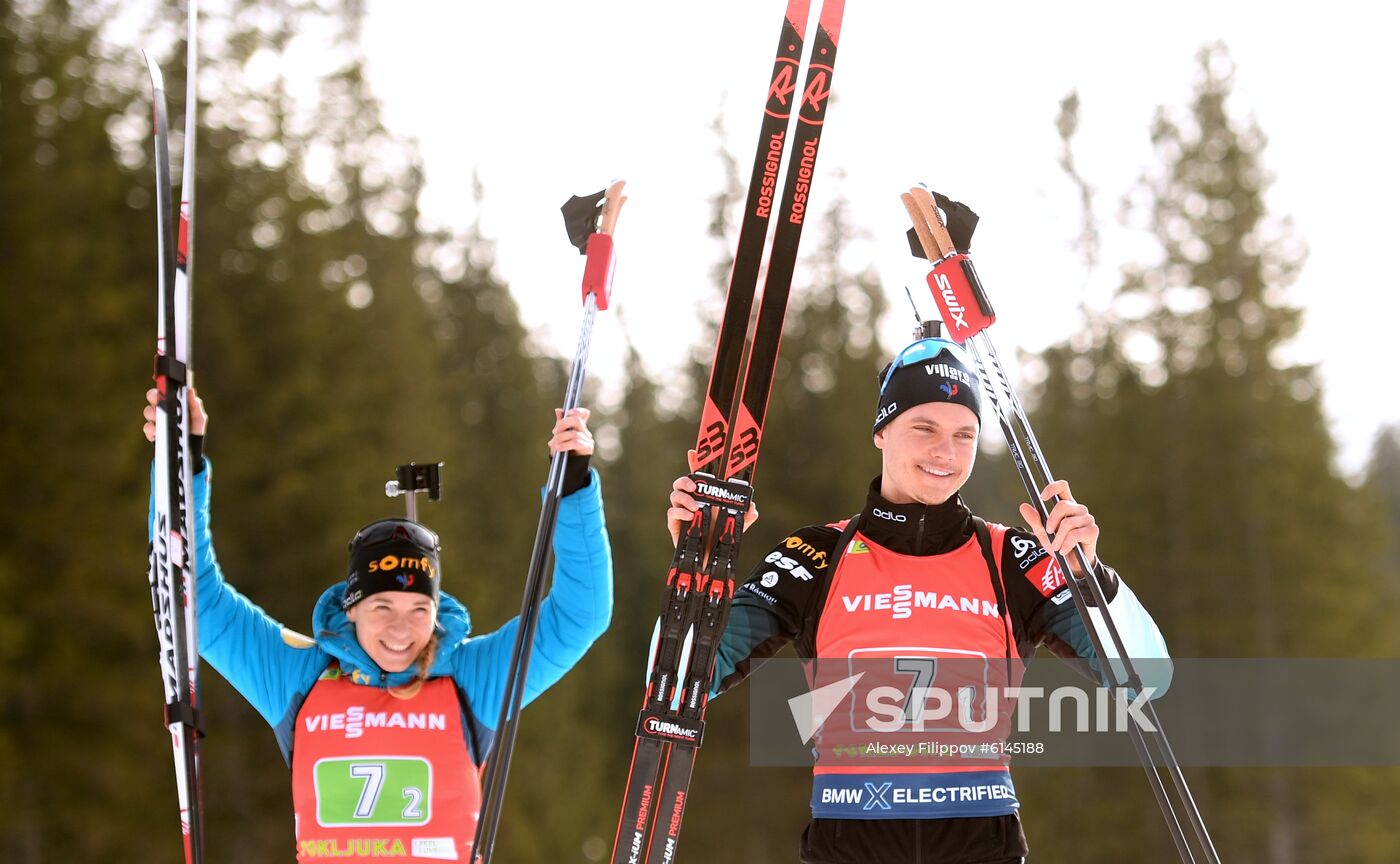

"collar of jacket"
[857, 475, 975, 557]
[310, 582, 473, 688]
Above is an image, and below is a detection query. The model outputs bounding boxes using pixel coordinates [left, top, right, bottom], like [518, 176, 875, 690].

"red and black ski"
[610, 3, 846, 862]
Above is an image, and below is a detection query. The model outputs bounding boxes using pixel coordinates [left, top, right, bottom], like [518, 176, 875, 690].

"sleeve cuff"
[1073, 561, 1121, 606]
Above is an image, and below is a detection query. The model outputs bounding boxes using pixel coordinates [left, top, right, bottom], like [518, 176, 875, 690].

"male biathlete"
[667, 336, 1171, 864]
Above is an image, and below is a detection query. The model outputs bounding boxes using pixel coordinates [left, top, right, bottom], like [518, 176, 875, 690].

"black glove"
[562, 453, 591, 496]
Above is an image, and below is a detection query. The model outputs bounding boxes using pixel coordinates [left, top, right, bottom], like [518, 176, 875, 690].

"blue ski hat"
[873, 337, 981, 434]
[343, 519, 441, 610]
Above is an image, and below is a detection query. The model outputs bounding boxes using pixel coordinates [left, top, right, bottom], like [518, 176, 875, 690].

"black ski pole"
[471, 181, 626, 864]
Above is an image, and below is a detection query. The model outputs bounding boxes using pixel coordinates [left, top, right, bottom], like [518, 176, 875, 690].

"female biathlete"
[144, 387, 612, 862]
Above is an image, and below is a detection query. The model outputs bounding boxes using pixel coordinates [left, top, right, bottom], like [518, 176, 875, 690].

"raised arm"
[144, 388, 324, 727]
[452, 408, 613, 727]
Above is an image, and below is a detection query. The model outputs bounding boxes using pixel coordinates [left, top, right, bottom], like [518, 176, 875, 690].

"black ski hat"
[343, 519, 442, 610]
[873, 338, 982, 434]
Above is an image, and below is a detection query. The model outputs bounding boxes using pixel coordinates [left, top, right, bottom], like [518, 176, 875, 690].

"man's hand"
[143, 386, 207, 441]
[1018, 479, 1098, 575]
[666, 452, 760, 546]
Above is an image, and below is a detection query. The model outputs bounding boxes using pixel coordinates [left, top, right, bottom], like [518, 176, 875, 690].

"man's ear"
[873, 429, 886, 451]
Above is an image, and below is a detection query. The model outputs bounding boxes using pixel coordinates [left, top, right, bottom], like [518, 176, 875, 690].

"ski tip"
[141, 50, 166, 91]
[819, 0, 846, 43]
[785, 0, 813, 40]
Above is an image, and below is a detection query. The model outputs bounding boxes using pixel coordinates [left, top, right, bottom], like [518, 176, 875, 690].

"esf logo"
[873, 508, 906, 523]
[763, 550, 814, 581]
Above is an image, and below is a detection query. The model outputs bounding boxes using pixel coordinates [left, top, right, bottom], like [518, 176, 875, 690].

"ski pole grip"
[927, 253, 996, 343]
[598, 179, 626, 235]
[581, 233, 614, 310]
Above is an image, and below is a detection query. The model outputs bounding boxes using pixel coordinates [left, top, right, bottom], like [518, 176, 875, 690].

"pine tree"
[1364, 426, 1400, 595]
[0, 1, 177, 857]
[1016, 43, 1397, 863]
[0, 0, 558, 858]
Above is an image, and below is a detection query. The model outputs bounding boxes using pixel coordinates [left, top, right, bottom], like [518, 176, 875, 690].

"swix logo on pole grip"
[687, 473, 753, 512]
[637, 711, 705, 746]
[927, 254, 995, 342]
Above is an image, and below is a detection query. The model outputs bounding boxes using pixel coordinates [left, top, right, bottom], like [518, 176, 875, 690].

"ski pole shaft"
[967, 335, 1216, 864]
[473, 182, 623, 863]
[974, 334, 1219, 862]
[903, 185, 1221, 864]
[474, 296, 597, 863]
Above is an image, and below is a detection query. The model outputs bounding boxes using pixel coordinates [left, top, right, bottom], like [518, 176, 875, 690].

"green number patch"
[313, 757, 432, 827]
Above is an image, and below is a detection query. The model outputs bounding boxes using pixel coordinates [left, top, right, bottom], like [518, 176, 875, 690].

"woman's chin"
[374, 653, 416, 673]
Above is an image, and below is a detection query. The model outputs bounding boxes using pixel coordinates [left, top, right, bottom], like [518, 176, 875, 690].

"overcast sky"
[352, 0, 1399, 477]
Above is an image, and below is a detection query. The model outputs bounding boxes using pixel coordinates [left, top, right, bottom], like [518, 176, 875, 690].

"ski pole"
[904, 185, 1221, 864]
[472, 181, 625, 864]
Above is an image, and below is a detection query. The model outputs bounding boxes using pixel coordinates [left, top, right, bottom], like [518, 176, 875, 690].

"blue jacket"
[152, 460, 612, 764]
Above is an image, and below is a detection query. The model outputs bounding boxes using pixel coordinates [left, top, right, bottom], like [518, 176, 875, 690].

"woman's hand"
[548, 407, 594, 456]
[143, 386, 207, 441]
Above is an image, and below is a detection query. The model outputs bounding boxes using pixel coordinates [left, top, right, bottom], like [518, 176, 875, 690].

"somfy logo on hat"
[368, 554, 437, 580]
